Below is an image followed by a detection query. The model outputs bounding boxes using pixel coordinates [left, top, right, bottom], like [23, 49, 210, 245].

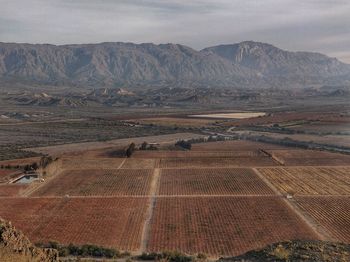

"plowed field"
[158, 168, 274, 195]
[258, 167, 350, 195]
[295, 196, 350, 243]
[32, 169, 153, 196]
[147, 197, 318, 256]
[159, 157, 276, 168]
[0, 197, 148, 251]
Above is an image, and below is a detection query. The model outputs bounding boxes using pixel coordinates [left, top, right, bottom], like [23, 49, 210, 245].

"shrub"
[175, 140, 192, 150]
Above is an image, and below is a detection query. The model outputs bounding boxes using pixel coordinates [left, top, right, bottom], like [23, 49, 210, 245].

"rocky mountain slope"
[0, 218, 58, 262]
[0, 41, 349, 89]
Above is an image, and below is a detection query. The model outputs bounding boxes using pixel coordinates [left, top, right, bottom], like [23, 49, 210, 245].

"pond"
[14, 175, 39, 184]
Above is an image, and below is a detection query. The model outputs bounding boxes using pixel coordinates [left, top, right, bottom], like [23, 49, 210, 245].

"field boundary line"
[118, 158, 127, 169]
[140, 167, 160, 252]
[253, 168, 332, 241]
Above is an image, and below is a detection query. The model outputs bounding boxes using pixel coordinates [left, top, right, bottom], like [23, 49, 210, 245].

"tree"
[140, 141, 148, 150]
[126, 143, 136, 157]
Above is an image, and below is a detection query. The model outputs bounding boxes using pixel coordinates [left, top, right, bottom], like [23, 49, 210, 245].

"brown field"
[265, 149, 350, 166]
[258, 167, 350, 195]
[0, 169, 17, 177]
[189, 112, 266, 119]
[289, 123, 350, 133]
[295, 196, 350, 243]
[159, 156, 276, 169]
[0, 169, 20, 179]
[0, 184, 28, 196]
[0, 197, 148, 251]
[26, 133, 205, 155]
[0, 170, 22, 183]
[158, 168, 274, 195]
[132, 150, 262, 158]
[191, 140, 287, 151]
[147, 197, 318, 256]
[239, 130, 350, 148]
[61, 157, 125, 170]
[221, 111, 350, 127]
[121, 158, 157, 169]
[269, 149, 350, 159]
[0, 157, 41, 166]
[32, 169, 153, 196]
[133, 117, 217, 127]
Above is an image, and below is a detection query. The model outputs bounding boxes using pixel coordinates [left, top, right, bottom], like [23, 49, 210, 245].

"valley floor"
[0, 138, 349, 258]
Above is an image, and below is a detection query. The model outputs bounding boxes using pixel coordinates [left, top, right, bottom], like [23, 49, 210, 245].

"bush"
[36, 242, 120, 258]
[139, 251, 194, 262]
[175, 140, 192, 150]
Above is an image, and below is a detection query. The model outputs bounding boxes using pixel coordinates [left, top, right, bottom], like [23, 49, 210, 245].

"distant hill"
[0, 41, 350, 89]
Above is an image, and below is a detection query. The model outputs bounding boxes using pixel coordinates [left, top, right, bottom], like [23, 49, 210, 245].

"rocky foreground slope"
[221, 240, 350, 262]
[1, 41, 350, 89]
[0, 218, 58, 262]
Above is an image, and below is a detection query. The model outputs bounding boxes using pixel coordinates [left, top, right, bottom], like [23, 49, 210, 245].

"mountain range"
[0, 41, 350, 89]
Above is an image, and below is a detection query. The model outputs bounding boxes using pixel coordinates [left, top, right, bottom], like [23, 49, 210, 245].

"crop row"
[32, 169, 153, 196]
[147, 197, 318, 256]
[258, 167, 350, 195]
[158, 168, 274, 195]
[295, 196, 350, 243]
[0, 197, 149, 251]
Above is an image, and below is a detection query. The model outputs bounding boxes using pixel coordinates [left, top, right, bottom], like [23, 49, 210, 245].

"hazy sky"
[1, 0, 349, 63]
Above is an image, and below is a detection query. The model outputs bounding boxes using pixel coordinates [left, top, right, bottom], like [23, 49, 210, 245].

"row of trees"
[0, 155, 54, 172]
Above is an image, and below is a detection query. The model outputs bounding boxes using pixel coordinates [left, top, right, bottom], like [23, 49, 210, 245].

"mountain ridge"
[0, 41, 349, 89]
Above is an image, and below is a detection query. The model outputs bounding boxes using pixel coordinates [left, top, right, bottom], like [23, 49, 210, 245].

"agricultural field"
[0, 185, 28, 197]
[288, 122, 350, 134]
[147, 197, 319, 256]
[295, 197, 350, 243]
[1, 136, 349, 258]
[0, 157, 41, 167]
[268, 149, 350, 166]
[158, 168, 274, 195]
[159, 156, 276, 169]
[61, 158, 125, 170]
[221, 111, 350, 127]
[189, 112, 266, 119]
[0, 169, 20, 181]
[132, 150, 263, 158]
[26, 133, 205, 156]
[191, 140, 287, 151]
[32, 169, 153, 196]
[131, 117, 217, 127]
[257, 167, 350, 195]
[0, 197, 149, 251]
[121, 158, 157, 169]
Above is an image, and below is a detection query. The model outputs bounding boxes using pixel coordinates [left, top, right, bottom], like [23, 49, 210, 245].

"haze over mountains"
[0, 41, 350, 89]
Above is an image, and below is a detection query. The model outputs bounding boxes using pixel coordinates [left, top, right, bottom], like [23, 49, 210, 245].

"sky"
[0, 0, 349, 63]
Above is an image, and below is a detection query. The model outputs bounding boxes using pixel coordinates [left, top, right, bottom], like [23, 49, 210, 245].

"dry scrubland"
[0, 139, 349, 257]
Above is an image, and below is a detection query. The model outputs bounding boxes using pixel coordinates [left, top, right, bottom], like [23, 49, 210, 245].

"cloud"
[0, 0, 349, 63]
